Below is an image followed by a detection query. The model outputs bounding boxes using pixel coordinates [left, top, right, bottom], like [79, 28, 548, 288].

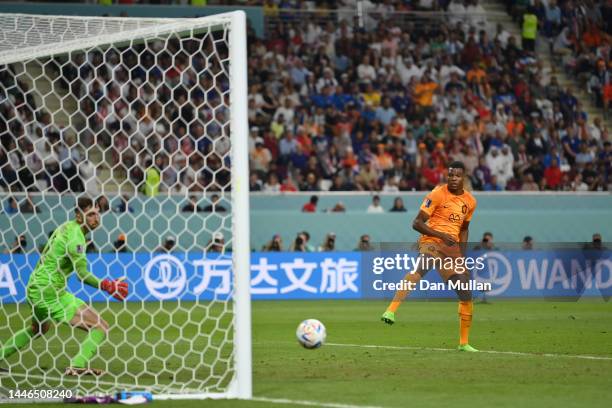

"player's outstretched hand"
[101, 278, 128, 301]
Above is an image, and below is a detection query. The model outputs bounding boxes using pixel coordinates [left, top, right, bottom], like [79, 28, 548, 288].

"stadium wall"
[1, 194, 610, 252]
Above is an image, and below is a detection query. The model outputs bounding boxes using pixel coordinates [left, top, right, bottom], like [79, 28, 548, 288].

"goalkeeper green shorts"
[27, 288, 86, 324]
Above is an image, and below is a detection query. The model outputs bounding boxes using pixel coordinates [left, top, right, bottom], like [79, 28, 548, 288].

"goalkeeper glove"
[101, 278, 128, 301]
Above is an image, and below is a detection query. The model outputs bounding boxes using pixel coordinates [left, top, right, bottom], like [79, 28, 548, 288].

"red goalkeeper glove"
[101, 278, 128, 301]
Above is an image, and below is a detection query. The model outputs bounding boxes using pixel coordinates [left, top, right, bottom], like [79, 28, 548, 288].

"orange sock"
[458, 300, 473, 345]
[386, 272, 422, 313]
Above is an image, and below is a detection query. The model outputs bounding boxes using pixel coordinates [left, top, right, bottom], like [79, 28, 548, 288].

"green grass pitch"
[1, 299, 611, 407]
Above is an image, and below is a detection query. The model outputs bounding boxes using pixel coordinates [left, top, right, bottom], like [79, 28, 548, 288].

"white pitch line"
[252, 396, 384, 408]
[325, 342, 612, 361]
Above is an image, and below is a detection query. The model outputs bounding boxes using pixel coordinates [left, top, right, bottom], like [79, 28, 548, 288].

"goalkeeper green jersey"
[27, 220, 99, 298]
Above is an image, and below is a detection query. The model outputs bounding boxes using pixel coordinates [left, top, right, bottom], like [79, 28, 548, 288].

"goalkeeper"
[0, 197, 128, 376]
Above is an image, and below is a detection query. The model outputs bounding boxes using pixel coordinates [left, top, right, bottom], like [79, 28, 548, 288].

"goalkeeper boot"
[457, 344, 479, 352]
[65, 367, 105, 376]
[381, 310, 395, 325]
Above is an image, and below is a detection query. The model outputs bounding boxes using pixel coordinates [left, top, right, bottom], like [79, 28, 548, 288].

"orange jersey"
[418, 184, 477, 244]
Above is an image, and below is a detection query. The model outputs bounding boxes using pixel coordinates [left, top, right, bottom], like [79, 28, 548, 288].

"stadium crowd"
[1, 0, 611, 196]
[247, 0, 611, 192]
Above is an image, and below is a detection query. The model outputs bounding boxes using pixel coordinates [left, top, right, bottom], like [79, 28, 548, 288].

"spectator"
[318, 232, 336, 252]
[263, 234, 283, 252]
[575, 144, 595, 165]
[249, 172, 263, 191]
[250, 138, 272, 177]
[9, 235, 27, 254]
[474, 232, 498, 250]
[302, 231, 315, 252]
[278, 131, 299, 163]
[367, 195, 384, 213]
[302, 195, 318, 212]
[203, 194, 227, 212]
[114, 233, 128, 253]
[182, 196, 205, 212]
[584, 233, 605, 251]
[4, 196, 19, 215]
[355, 234, 373, 251]
[18, 195, 38, 213]
[543, 158, 563, 190]
[330, 201, 346, 212]
[86, 239, 97, 254]
[521, 7, 538, 53]
[291, 233, 306, 252]
[571, 173, 589, 191]
[156, 236, 176, 253]
[389, 197, 407, 212]
[484, 175, 503, 191]
[263, 172, 281, 193]
[96, 196, 109, 213]
[143, 159, 160, 197]
[473, 158, 491, 190]
[522, 236, 534, 250]
[375, 98, 397, 126]
[114, 195, 134, 213]
[207, 232, 225, 253]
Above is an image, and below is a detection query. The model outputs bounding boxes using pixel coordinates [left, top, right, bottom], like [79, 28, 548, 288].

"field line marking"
[325, 342, 612, 361]
[252, 396, 384, 408]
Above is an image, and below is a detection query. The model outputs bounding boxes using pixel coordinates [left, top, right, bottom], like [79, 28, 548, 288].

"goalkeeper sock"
[0, 327, 35, 360]
[387, 271, 423, 313]
[458, 300, 473, 345]
[71, 329, 105, 368]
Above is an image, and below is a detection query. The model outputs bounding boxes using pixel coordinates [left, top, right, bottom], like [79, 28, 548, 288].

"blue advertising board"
[0, 250, 610, 303]
[0, 252, 362, 303]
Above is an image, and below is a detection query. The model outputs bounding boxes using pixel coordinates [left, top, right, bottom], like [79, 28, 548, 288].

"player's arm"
[412, 210, 456, 246]
[459, 220, 470, 256]
[459, 201, 476, 255]
[69, 242, 128, 300]
[72, 253, 101, 289]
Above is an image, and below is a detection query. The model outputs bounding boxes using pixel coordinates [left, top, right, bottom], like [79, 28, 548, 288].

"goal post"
[227, 10, 252, 402]
[0, 11, 251, 401]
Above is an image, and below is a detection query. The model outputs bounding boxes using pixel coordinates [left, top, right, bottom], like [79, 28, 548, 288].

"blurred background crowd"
[1, 0, 610, 196]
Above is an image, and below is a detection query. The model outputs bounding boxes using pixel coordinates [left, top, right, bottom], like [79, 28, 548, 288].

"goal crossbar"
[0, 12, 233, 65]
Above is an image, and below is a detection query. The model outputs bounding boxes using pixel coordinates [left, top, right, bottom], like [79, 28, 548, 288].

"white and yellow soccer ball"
[296, 319, 326, 349]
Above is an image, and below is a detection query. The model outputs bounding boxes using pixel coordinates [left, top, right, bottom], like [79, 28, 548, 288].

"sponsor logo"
[473, 252, 512, 296]
[144, 254, 187, 300]
[0, 263, 17, 296]
[448, 213, 461, 222]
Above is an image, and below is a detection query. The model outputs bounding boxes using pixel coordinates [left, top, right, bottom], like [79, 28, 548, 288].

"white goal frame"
[0, 11, 252, 401]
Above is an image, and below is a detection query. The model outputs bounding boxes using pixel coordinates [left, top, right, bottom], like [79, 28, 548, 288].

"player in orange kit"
[381, 161, 479, 352]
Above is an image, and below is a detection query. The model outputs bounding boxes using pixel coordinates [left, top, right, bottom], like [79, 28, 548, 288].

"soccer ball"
[296, 319, 326, 349]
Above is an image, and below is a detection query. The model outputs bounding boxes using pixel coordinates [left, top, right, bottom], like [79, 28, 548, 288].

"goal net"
[0, 12, 251, 400]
